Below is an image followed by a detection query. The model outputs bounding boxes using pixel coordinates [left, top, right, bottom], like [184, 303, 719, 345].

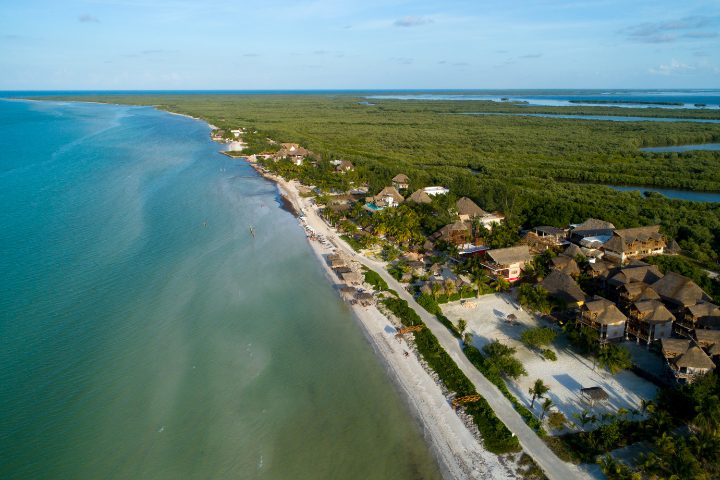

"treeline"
[47, 94, 720, 264]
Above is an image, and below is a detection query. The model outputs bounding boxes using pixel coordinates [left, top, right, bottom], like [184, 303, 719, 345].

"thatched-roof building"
[482, 245, 532, 282]
[607, 264, 664, 288]
[580, 386, 609, 406]
[391, 174, 410, 190]
[681, 302, 720, 334]
[366, 186, 404, 209]
[603, 226, 666, 264]
[651, 272, 710, 310]
[577, 296, 627, 342]
[407, 189, 433, 204]
[671, 345, 715, 383]
[550, 255, 581, 277]
[456, 197, 487, 222]
[570, 218, 616, 243]
[627, 299, 675, 344]
[540, 270, 586, 307]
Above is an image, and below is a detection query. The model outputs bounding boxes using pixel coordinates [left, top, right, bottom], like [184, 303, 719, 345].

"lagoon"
[639, 143, 720, 153]
[458, 112, 720, 124]
[610, 185, 720, 203]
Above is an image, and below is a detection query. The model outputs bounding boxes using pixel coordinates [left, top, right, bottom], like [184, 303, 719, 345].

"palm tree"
[491, 276, 511, 293]
[693, 394, 720, 434]
[463, 332, 473, 346]
[541, 398, 554, 420]
[457, 318, 468, 336]
[596, 344, 632, 374]
[529, 379, 549, 408]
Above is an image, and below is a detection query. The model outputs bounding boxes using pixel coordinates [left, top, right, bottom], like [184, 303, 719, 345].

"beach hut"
[580, 387, 609, 407]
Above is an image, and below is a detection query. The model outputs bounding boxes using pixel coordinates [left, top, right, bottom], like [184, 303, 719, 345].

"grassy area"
[43, 93, 720, 265]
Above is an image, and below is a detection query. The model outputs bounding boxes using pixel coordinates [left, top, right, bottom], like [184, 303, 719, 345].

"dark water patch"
[639, 143, 720, 153]
[457, 112, 720, 124]
[609, 185, 720, 203]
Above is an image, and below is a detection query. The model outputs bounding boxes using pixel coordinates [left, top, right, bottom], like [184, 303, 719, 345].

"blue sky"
[0, 0, 718, 89]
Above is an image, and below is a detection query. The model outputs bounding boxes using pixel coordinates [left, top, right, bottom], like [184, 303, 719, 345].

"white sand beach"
[252, 164, 517, 479]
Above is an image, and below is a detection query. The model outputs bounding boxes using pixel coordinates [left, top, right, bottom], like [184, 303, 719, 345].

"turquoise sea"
[0, 100, 442, 479]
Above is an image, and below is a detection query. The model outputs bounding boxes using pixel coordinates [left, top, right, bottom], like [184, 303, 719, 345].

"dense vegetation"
[382, 297, 520, 453]
[46, 93, 720, 265]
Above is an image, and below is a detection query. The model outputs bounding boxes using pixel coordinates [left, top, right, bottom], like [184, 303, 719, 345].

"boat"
[249, 225, 256, 238]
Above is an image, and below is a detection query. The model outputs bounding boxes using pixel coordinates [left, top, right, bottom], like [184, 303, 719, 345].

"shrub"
[548, 411, 567, 431]
[382, 298, 519, 453]
[521, 327, 557, 349]
[542, 349, 558, 361]
[483, 341, 527, 379]
[363, 269, 388, 291]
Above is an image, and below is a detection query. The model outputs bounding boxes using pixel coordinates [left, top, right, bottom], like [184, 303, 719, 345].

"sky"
[0, 0, 718, 89]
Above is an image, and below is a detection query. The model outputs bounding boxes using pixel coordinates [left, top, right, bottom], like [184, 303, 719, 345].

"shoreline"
[244, 158, 517, 479]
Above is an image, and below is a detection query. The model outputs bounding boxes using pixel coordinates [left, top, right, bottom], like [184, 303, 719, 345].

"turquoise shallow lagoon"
[0, 100, 441, 479]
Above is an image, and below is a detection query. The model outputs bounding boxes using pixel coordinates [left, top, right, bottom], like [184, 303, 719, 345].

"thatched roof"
[608, 264, 664, 286]
[651, 272, 709, 307]
[564, 243, 583, 258]
[675, 346, 716, 370]
[632, 299, 675, 324]
[622, 282, 661, 302]
[604, 226, 664, 253]
[695, 329, 720, 346]
[582, 297, 627, 325]
[661, 338, 691, 356]
[392, 173, 409, 183]
[372, 186, 404, 204]
[407, 189, 432, 204]
[589, 260, 610, 276]
[487, 245, 532, 266]
[456, 197, 487, 217]
[580, 387, 609, 401]
[688, 302, 720, 319]
[540, 270, 586, 304]
[533, 226, 566, 237]
[551, 255, 581, 276]
[709, 343, 720, 357]
[573, 218, 616, 233]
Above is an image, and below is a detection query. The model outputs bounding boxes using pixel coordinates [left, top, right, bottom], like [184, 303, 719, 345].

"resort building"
[606, 263, 664, 291]
[577, 296, 627, 342]
[550, 255, 581, 277]
[626, 299, 675, 344]
[617, 282, 661, 309]
[524, 226, 568, 252]
[334, 160, 354, 173]
[695, 329, 720, 351]
[540, 270, 586, 307]
[407, 189, 433, 204]
[276, 143, 310, 165]
[456, 197, 487, 222]
[423, 186, 450, 196]
[482, 245, 532, 282]
[602, 226, 666, 264]
[431, 221, 471, 247]
[569, 218, 616, 245]
[669, 345, 716, 384]
[650, 272, 710, 314]
[391, 174, 410, 190]
[675, 302, 720, 335]
[365, 186, 404, 210]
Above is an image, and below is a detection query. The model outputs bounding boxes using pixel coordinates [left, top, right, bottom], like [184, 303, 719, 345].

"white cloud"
[649, 59, 695, 75]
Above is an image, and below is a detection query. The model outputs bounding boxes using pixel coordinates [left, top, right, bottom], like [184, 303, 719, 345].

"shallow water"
[0, 100, 442, 480]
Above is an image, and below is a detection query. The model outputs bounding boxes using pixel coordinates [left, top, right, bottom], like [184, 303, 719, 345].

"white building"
[423, 186, 450, 196]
